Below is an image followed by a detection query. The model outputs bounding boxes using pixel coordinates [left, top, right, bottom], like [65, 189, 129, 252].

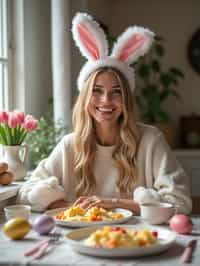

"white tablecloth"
[0, 211, 200, 266]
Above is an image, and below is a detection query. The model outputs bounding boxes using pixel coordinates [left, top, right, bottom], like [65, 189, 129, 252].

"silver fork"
[24, 229, 62, 260]
[32, 233, 61, 260]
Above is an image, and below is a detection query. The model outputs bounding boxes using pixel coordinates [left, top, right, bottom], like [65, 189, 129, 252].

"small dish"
[4, 204, 31, 220]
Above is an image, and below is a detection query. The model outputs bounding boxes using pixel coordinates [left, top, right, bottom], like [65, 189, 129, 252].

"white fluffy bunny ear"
[111, 26, 155, 64]
[72, 13, 108, 61]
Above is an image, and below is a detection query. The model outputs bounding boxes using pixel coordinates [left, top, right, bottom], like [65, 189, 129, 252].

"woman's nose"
[101, 93, 112, 102]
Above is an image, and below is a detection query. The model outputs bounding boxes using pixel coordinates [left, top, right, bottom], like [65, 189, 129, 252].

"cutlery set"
[24, 231, 61, 260]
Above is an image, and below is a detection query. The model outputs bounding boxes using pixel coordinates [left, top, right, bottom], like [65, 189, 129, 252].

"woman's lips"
[96, 107, 114, 113]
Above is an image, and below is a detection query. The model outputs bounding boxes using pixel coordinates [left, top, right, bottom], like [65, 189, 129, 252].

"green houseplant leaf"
[135, 37, 184, 123]
[26, 102, 71, 169]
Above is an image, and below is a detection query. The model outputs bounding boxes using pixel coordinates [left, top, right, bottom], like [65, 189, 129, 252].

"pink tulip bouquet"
[0, 110, 38, 145]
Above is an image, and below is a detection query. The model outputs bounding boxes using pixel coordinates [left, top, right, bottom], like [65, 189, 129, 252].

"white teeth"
[98, 107, 113, 112]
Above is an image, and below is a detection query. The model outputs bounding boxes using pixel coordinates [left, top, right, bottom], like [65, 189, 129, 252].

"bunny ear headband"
[72, 13, 155, 92]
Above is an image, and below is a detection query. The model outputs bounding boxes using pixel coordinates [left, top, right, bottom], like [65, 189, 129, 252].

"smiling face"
[87, 71, 123, 128]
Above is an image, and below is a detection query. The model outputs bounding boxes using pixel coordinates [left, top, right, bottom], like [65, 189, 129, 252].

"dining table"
[0, 210, 200, 266]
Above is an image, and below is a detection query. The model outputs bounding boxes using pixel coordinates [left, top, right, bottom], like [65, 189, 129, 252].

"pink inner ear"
[119, 34, 145, 62]
[78, 23, 100, 60]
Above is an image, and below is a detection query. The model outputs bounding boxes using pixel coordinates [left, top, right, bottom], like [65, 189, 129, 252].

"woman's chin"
[95, 117, 118, 126]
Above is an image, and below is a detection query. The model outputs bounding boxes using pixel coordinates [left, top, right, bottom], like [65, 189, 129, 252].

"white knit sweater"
[17, 124, 192, 213]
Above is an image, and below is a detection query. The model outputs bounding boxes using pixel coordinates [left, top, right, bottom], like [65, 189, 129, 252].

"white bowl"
[4, 205, 31, 220]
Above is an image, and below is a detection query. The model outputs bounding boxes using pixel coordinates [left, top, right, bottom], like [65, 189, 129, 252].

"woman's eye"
[112, 90, 122, 95]
[93, 88, 102, 94]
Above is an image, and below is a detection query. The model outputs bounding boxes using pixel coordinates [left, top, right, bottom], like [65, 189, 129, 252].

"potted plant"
[26, 100, 70, 169]
[0, 110, 38, 180]
[134, 36, 185, 147]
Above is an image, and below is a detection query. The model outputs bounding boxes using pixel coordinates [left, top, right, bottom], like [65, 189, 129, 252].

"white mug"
[4, 205, 31, 221]
[140, 202, 176, 225]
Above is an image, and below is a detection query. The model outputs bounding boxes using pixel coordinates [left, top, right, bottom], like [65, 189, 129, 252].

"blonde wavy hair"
[72, 68, 141, 197]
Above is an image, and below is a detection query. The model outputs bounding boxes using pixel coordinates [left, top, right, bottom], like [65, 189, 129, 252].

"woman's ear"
[111, 26, 155, 65]
[72, 13, 108, 61]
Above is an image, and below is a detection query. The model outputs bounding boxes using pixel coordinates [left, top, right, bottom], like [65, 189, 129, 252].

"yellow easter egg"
[3, 217, 31, 240]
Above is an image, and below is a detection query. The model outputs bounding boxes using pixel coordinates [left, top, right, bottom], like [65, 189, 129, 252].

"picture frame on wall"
[180, 114, 200, 148]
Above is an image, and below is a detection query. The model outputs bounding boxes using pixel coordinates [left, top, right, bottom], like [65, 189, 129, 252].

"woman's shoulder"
[137, 123, 168, 156]
[138, 123, 162, 140]
[62, 132, 75, 147]
[47, 132, 75, 153]
[53, 132, 75, 156]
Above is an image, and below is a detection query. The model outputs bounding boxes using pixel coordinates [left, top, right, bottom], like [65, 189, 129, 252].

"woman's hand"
[73, 195, 140, 214]
[73, 195, 114, 210]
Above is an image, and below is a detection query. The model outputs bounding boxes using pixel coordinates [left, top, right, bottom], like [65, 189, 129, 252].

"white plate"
[66, 224, 176, 258]
[46, 208, 133, 228]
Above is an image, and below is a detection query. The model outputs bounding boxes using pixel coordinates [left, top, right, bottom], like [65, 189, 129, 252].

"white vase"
[1, 145, 28, 181]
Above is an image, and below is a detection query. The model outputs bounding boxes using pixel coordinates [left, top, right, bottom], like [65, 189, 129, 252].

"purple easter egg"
[33, 215, 55, 235]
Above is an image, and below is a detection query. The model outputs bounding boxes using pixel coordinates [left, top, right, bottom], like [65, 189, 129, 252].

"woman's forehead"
[94, 71, 120, 85]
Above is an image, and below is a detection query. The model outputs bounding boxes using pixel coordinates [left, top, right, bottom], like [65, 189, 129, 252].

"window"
[0, 0, 11, 110]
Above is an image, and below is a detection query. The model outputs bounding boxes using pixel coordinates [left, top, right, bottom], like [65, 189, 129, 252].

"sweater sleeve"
[17, 136, 69, 212]
[134, 133, 192, 214]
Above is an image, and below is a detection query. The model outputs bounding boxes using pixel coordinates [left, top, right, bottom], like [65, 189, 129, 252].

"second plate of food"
[66, 224, 176, 258]
[46, 206, 134, 228]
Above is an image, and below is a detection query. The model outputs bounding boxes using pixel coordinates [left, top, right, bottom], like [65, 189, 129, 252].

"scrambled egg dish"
[84, 226, 158, 248]
[55, 205, 124, 222]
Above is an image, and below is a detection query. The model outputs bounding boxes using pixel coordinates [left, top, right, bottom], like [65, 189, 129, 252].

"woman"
[17, 13, 192, 214]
